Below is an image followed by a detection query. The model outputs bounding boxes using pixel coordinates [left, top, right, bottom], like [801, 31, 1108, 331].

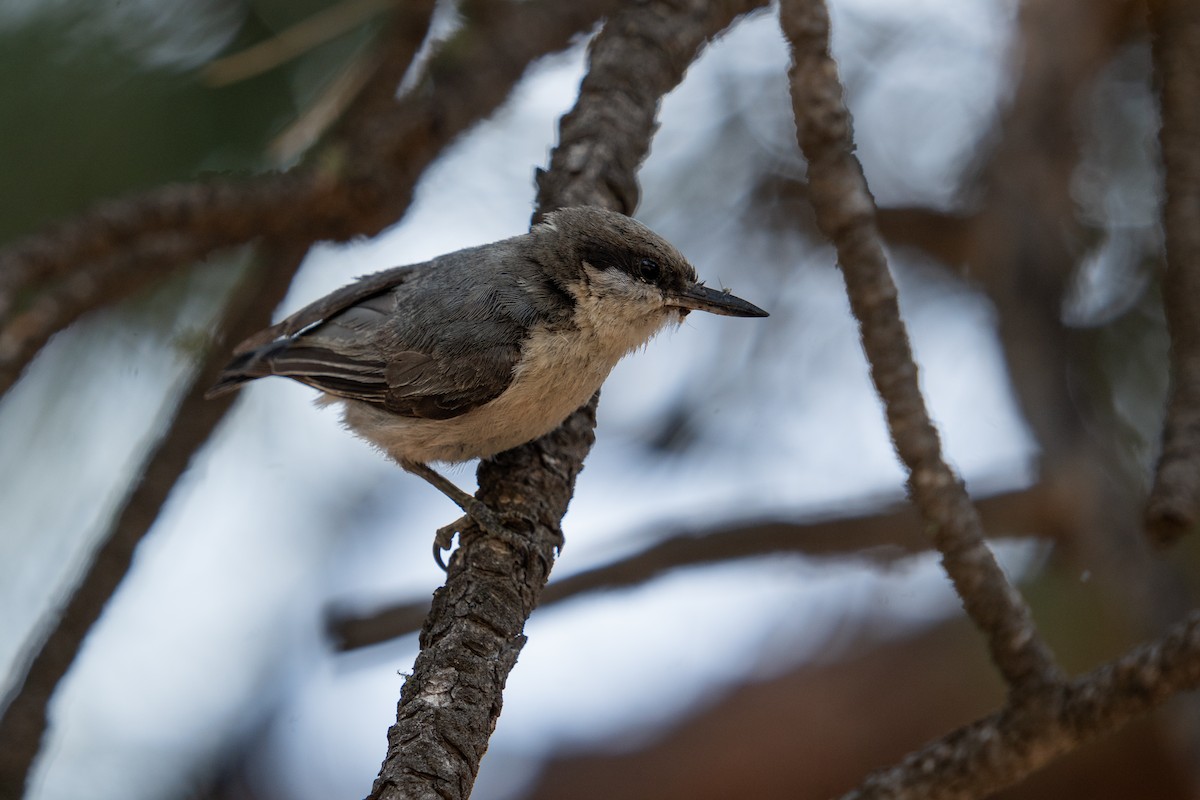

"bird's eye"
[638, 258, 661, 283]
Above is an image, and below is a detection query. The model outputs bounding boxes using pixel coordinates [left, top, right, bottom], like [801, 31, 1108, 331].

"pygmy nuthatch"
[208, 206, 767, 560]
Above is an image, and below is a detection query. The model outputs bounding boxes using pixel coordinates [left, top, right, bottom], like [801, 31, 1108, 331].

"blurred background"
[2, 0, 1198, 798]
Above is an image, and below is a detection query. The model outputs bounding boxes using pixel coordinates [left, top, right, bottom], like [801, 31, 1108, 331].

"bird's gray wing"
[266, 343, 518, 420]
[232, 264, 530, 420]
[232, 264, 420, 354]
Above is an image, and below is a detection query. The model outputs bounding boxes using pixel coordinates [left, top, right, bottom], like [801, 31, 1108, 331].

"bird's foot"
[398, 458, 524, 570]
[432, 499, 521, 571]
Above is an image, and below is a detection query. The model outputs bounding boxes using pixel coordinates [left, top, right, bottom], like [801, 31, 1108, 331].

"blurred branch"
[781, 0, 1062, 692]
[364, 2, 769, 798]
[0, 242, 306, 797]
[530, 0, 756, 215]
[0, 173, 303, 335]
[962, 0, 1193, 676]
[1146, 0, 1200, 545]
[0, 232, 212, 397]
[751, 173, 982, 272]
[520, 618, 1188, 800]
[841, 610, 1200, 800]
[874, 206, 979, 270]
[331, 481, 1082, 650]
[0, 0, 626, 398]
[965, 0, 1137, 461]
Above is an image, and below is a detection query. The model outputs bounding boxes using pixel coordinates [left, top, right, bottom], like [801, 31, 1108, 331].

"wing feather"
[209, 253, 535, 419]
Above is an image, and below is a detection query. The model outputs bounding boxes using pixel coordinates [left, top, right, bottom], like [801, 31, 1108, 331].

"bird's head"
[533, 206, 768, 326]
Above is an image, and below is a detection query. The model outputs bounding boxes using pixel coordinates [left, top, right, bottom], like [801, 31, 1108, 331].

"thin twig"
[780, 0, 1063, 693]
[1146, 0, 1200, 545]
[364, 2, 769, 798]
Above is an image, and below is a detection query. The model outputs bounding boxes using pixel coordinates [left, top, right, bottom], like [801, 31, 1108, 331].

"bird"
[207, 206, 768, 562]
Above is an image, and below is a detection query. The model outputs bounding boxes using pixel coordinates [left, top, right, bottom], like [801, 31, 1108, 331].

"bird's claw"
[432, 518, 464, 571]
[431, 500, 521, 571]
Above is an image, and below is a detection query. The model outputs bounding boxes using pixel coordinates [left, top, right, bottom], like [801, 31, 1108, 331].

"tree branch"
[780, 0, 1063, 693]
[0, 232, 220, 395]
[841, 609, 1200, 800]
[1146, 0, 1200, 545]
[0, 173, 309, 327]
[201, 0, 398, 88]
[364, 2, 769, 798]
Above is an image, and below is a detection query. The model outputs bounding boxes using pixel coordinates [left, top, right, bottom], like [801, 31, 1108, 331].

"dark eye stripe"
[582, 242, 667, 284]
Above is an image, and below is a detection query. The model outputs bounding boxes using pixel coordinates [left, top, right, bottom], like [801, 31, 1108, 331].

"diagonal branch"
[364, 2, 770, 799]
[0, 173, 309, 326]
[1145, 0, 1200, 545]
[780, 0, 1063, 693]
[0, 232, 222, 395]
[0, 242, 307, 797]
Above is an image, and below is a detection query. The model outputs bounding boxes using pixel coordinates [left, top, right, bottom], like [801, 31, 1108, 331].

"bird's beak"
[666, 283, 769, 317]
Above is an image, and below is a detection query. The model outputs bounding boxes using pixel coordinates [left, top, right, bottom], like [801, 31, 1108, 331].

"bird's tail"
[204, 343, 284, 399]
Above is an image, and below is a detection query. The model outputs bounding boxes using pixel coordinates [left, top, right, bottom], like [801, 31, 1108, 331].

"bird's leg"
[399, 459, 513, 569]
